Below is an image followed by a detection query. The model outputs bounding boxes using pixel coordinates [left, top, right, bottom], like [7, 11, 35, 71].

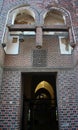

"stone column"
[36, 26, 43, 48]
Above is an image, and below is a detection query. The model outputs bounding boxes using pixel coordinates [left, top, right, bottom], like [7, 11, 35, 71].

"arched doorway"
[22, 72, 58, 130]
[31, 81, 57, 130]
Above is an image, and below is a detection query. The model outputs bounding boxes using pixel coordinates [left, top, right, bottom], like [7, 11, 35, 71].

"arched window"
[3, 8, 36, 54]
[43, 9, 73, 54]
[44, 9, 65, 25]
[14, 9, 35, 25]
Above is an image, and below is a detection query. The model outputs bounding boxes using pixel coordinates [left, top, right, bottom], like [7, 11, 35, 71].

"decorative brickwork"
[33, 49, 47, 67]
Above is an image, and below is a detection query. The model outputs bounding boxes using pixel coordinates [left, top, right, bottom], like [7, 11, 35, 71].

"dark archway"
[22, 72, 58, 130]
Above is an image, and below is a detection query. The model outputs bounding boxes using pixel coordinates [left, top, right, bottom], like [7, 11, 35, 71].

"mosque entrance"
[22, 73, 58, 130]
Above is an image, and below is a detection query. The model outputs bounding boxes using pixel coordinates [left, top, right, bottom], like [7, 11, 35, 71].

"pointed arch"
[35, 81, 54, 99]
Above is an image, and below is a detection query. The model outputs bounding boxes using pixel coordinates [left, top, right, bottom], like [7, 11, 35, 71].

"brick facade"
[4, 36, 73, 68]
[0, 71, 22, 129]
[0, 0, 78, 130]
[57, 70, 78, 129]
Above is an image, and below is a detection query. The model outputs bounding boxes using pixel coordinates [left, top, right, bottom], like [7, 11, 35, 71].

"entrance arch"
[32, 81, 57, 130]
[22, 72, 58, 130]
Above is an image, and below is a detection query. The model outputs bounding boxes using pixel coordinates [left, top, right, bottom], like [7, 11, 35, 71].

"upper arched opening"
[14, 9, 35, 24]
[44, 9, 65, 25]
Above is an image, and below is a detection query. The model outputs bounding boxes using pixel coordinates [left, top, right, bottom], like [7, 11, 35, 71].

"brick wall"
[0, 69, 78, 130]
[57, 70, 78, 130]
[0, 70, 22, 129]
[4, 36, 73, 68]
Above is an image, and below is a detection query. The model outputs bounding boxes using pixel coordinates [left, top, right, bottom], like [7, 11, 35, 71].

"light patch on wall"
[10, 31, 35, 35]
[59, 37, 73, 54]
[43, 31, 68, 36]
[4, 36, 19, 54]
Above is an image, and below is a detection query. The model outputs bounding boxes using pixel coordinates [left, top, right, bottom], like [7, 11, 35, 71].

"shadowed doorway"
[22, 72, 58, 130]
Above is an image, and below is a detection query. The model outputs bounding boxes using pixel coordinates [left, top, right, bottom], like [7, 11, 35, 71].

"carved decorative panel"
[33, 50, 47, 67]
